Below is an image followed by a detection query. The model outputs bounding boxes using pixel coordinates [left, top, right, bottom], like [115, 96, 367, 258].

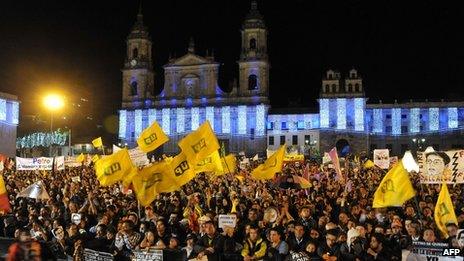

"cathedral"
[119, 2, 464, 156]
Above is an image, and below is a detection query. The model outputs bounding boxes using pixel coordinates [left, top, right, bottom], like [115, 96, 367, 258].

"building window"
[280, 135, 285, 145]
[355, 83, 360, 92]
[266, 122, 274, 130]
[292, 135, 298, 145]
[268, 136, 274, 145]
[386, 126, 392, 133]
[281, 122, 288, 130]
[401, 126, 408, 133]
[328, 74, 333, 80]
[250, 128, 255, 140]
[347, 83, 353, 92]
[248, 74, 258, 90]
[331, 84, 336, 92]
[130, 81, 138, 96]
[325, 84, 330, 93]
[249, 38, 256, 49]
[132, 48, 138, 58]
[297, 121, 305, 130]
[351, 73, 355, 78]
[304, 135, 310, 145]
[401, 114, 407, 119]
[386, 114, 392, 119]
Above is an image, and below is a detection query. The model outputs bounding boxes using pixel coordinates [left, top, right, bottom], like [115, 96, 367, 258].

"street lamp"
[43, 94, 64, 156]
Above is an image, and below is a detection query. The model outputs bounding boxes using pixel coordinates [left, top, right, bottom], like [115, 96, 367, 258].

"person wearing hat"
[182, 233, 197, 260]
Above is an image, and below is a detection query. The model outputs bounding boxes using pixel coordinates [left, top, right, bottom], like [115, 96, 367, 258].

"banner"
[132, 249, 163, 261]
[54, 156, 65, 171]
[218, 214, 237, 228]
[113, 145, 149, 167]
[283, 154, 305, 162]
[419, 150, 464, 184]
[83, 248, 114, 261]
[374, 149, 390, 169]
[64, 156, 81, 167]
[404, 241, 463, 261]
[16, 157, 53, 171]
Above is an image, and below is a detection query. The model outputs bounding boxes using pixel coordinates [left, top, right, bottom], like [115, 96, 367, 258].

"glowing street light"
[43, 94, 65, 156]
[43, 94, 64, 111]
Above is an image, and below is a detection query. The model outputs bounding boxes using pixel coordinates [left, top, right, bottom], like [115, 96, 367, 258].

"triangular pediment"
[165, 53, 217, 67]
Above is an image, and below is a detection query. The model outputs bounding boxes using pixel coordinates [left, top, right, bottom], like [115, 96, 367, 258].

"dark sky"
[1, 0, 463, 140]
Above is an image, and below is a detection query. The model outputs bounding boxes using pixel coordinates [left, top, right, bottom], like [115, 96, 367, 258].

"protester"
[0, 151, 462, 261]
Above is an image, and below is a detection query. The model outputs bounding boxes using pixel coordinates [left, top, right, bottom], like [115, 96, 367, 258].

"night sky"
[1, 0, 463, 141]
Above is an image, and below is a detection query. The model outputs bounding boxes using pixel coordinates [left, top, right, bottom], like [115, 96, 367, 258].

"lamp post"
[43, 94, 64, 157]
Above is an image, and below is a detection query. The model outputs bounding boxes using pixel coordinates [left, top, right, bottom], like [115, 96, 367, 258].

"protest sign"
[218, 214, 237, 229]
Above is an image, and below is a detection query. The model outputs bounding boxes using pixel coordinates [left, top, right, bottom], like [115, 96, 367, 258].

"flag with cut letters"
[195, 151, 223, 174]
[95, 148, 135, 186]
[373, 161, 416, 208]
[137, 121, 169, 153]
[178, 121, 219, 165]
[92, 137, 103, 148]
[251, 145, 285, 180]
[434, 182, 458, 238]
[76, 153, 85, 163]
[168, 152, 196, 187]
[132, 161, 178, 206]
[218, 154, 237, 175]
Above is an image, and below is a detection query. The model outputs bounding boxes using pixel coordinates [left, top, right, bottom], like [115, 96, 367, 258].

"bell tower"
[122, 4, 155, 109]
[238, 1, 269, 104]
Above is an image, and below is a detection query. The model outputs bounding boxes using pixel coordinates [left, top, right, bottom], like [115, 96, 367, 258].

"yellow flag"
[95, 148, 135, 186]
[137, 121, 169, 153]
[251, 145, 285, 180]
[76, 153, 85, 163]
[434, 183, 458, 238]
[132, 161, 178, 206]
[373, 161, 416, 208]
[168, 152, 197, 187]
[364, 160, 375, 169]
[178, 121, 219, 165]
[92, 154, 100, 163]
[195, 151, 223, 174]
[235, 175, 245, 183]
[92, 137, 103, 148]
[216, 154, 237, 176]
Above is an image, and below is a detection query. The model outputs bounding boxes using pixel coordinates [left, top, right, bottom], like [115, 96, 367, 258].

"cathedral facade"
[119, 2, 464, 156]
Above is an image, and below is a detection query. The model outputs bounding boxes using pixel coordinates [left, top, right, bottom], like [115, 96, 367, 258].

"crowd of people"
[1, 154, 463, 260]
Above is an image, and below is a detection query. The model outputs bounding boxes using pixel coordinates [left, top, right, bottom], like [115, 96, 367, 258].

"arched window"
[328, 74, 333, 80]
[325, 84, 330, 93]
[348, 83, 353, 92]
[355, 83, 360, 92]
[249, 38, 257, 49]
[132, 48, 138, 58]
[331, 84, 336, 92]
[248, 74, 258, 90]
[130, 81, 138, 96]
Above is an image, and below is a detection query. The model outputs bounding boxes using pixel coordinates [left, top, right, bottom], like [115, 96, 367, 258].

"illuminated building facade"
[119, 2, 464, 156]
[0, 92, 20, 157]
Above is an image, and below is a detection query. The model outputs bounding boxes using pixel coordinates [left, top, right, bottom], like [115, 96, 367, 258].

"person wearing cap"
[182, 233, 197, 260]
[242, 224, 267, 261]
